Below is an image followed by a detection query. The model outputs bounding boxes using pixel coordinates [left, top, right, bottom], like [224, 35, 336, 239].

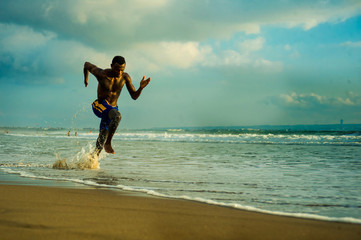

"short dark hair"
[112, 56, 126, 65]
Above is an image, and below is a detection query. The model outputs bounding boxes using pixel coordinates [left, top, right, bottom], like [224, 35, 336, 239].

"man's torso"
[97, 69, 126, 106]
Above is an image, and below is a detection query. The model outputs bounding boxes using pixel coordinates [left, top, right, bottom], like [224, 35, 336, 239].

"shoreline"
[1, 170, 361, 225]
[0, 183, 360, 240]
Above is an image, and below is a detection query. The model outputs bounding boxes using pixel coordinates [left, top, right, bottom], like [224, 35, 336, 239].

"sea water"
[0, 126, 360, 223]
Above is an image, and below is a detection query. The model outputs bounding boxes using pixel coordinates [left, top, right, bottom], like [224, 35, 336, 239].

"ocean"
[1, 126, 360, 224]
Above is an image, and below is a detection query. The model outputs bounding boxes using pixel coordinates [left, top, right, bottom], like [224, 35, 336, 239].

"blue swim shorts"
[92, 99, 119, 131]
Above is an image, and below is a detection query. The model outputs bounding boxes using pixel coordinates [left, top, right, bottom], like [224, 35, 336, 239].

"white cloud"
[278, 92, 361, 108]
[235, 23, 261, 35]
[267, 91, 361, 124]
[124, 38, 283, 72]
[261, 1, 361, 30]
[340, 41, 361, 47]
[238, 37, 265, 52]
[200, 37, 283, 71]
[254, 59, 283, 72]
[209, 50, 250, 67]
[151, 41, 209, 69]
[68, 0, 168, 25]
[124, 41, 211, 71]
[1, 0, 360, 49]
[121, 37, 280, 71]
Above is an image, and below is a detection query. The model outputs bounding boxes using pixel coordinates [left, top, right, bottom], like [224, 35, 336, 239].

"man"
[83, 56, 150, 155]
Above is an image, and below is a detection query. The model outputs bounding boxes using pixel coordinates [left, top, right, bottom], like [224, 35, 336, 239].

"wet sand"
[0, 184, 360, 240]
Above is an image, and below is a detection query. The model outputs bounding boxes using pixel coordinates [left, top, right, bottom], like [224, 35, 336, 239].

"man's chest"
[102, 77, 125, 92]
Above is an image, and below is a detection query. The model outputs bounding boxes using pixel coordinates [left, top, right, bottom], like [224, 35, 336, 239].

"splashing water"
[53, 145, 105, 170]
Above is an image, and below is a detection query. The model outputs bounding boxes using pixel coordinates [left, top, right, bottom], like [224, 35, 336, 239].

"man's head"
[112, 56, 126, 65]
[111, 56, 126, 74]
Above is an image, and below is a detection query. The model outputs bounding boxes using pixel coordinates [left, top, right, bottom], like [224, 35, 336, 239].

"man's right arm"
[83, 62, 101, 87]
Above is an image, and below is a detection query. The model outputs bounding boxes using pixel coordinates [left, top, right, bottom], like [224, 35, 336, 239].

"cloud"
[0, 23, 110, 84]
[255, 1, 361, 30]
[100, 38, 281, 72]
[273, 92, 361, 109]
[1, 0, 360, 49]
[265, 91, 361, 124]
[201, 51, 283, 71]
[0, 0, 358, 81]
[0, 22, 281, 81]
[340, 41, 361, 47]
[125, 41, 212, 71]
[238, 37, 265, 53]
[0, 23, 54, 82]
[201, 37, 283, 71]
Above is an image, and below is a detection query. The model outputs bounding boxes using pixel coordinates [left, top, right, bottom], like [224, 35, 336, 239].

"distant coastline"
[1, 123, 361, 132]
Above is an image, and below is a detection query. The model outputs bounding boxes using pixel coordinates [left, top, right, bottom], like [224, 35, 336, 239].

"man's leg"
[104, 109, 121, 154]
[94, 128, 108, 156]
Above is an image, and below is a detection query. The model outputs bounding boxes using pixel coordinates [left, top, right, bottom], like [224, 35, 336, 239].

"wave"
[4, 128, 361, 146]
[115, 131, 361, 146]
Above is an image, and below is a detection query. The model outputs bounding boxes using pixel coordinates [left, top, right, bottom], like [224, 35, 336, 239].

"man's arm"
[83, 62, 102, 87]
[125, 73, 151, 100]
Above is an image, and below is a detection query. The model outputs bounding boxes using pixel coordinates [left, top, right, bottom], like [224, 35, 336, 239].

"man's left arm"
[125, 73, 150, 100]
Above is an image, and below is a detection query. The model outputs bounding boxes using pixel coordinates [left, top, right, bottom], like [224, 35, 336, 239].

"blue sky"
[0, 0, 360, 129]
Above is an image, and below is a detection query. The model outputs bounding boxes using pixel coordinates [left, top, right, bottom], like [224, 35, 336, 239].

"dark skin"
[84, 61, 150, 154]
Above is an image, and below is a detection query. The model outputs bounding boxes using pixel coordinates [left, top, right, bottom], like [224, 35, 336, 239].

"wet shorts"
[92, 99, 119, 131]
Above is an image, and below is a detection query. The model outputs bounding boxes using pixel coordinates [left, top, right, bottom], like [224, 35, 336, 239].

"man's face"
[111, 63, 125, 75]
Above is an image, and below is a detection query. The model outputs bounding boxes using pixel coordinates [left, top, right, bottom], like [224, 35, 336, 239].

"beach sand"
[0, 184, 360, 240]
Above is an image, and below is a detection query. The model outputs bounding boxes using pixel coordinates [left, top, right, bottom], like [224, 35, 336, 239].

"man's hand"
[140, 76, 151, 89]
[83, 65, 89, 87]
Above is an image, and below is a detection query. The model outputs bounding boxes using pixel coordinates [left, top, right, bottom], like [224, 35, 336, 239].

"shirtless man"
[83, 56, 150, 155]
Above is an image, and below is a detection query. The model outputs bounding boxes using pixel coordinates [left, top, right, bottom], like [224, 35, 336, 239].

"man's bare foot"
[104, 143, 115, 154]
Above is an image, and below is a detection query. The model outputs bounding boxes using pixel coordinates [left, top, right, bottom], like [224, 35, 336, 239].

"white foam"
[121, 186, 361, 224]
[1, 168, 52, 180]
[97, 183, 361, 225]
[113, 131, 361, 146]
[0, 162, 52, 168]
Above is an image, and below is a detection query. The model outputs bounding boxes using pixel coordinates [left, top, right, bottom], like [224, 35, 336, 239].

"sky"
[0, 0, 360, 129]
